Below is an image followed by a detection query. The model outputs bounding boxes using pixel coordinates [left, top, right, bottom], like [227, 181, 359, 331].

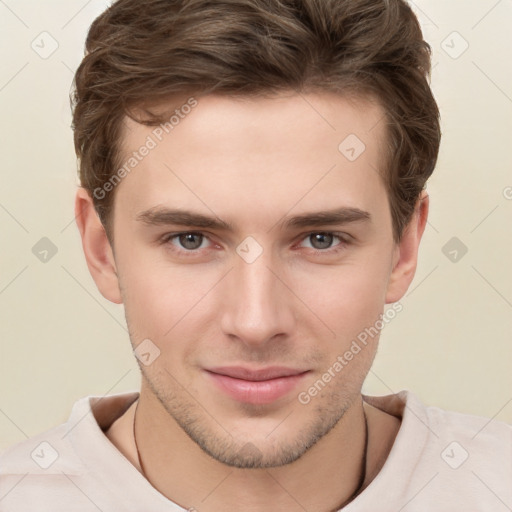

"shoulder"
[413, 392, 512, 507]
[0, 398, 90, 511]
[407, 390, 511, 460]
[0, 391, 139, 475]
[404, 391, 511, 504]
[0, 392, 140, 511]
[426, 400, 512, 435]
[0, 396, 91, 477]
[421, 396, 512, 493]
[418, 393, 512, 460]
[358, 391, 512, 509]
[366, 389, 511, 449]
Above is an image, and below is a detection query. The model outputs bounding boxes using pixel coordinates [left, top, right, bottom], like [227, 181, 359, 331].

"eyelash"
[159, 231, 351, 257]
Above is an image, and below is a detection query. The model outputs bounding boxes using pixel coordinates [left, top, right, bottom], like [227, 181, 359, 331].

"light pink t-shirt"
[0, 390, 510, 511]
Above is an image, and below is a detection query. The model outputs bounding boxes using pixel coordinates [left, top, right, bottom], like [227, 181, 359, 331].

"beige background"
[0, 0, 511, 452]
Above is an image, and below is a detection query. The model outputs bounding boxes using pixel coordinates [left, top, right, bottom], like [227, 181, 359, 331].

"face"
[90, 91, 411, 468]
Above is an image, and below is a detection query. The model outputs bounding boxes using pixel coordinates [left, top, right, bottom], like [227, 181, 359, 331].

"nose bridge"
[220, 244, 295, 345]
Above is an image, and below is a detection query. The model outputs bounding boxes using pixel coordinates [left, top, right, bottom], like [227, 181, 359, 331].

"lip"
[205, 366, 310, 405]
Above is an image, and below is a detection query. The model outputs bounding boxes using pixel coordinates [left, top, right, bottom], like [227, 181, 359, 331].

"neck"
[132, 386, 371, 512]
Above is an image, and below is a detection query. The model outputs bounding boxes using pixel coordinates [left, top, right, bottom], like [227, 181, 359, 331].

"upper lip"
[206, 366, 309, 381]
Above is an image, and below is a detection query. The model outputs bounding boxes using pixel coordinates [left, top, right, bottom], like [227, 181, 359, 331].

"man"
[0, 0, 510, 510]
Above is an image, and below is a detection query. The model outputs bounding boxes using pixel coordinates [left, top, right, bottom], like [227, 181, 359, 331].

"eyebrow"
[135, 206, 371, 231]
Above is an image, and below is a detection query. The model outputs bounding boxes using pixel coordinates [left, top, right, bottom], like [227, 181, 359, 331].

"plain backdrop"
[0, 0, 511, 452]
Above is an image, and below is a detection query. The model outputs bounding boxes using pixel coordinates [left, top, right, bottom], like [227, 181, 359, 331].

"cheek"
[292, 253, 392, 340]
[117, 246, 220, 342]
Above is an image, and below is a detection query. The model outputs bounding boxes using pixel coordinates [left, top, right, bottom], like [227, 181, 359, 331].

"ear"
[385, 190, 429, 303]
[74, 187, 123, 304]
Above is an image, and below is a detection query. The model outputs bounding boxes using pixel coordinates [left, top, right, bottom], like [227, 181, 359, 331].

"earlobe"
[74, 187, 123, 304]
[385, 191, 429, 304]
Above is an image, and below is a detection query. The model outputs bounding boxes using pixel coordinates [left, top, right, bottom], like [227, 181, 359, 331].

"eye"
[298, 232, 347, 252]
[162, 232, 212, 252]
[159, 230, 350, 257]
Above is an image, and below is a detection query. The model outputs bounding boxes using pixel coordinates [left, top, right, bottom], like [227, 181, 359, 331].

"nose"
[219, 245, 296, 348]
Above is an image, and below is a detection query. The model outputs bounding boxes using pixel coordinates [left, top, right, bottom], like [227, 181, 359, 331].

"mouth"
[205, 366, 310, 405]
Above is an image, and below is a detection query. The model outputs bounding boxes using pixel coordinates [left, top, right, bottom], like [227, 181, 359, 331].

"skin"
[75, 91, 428, 512]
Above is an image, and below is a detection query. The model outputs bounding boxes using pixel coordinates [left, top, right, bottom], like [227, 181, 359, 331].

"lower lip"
[206, 371, 309, 405]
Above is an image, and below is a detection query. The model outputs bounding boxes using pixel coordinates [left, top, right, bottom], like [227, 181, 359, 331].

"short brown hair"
[71, 0, 441, 243]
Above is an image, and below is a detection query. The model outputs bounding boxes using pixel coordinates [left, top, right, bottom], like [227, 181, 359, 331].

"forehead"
[122, 91, 386, 156]
[114, 91, 390, 230]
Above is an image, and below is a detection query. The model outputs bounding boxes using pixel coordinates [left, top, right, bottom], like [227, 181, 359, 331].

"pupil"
[311, 233, 333, 250]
